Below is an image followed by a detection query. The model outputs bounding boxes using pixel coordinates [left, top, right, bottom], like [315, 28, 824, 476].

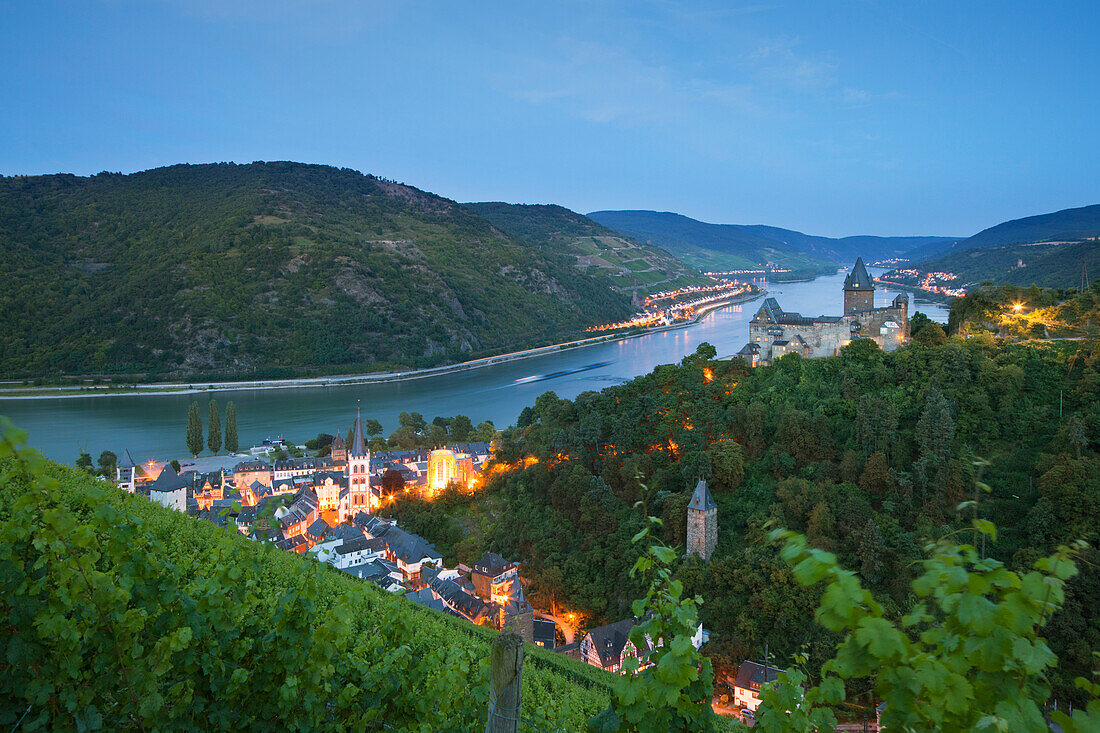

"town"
[584, 277, 759, 332]
[877, 266, 968, 298]
[108, 412, 757, 696]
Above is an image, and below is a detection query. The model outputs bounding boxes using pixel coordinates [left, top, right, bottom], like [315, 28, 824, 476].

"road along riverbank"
[0, 290, 766, 401]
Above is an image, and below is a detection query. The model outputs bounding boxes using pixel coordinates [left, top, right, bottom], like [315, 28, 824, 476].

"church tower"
[347, 409, 372, 514]
[686, 479, 717, 562]
[330, 432, 347, 463]
[843, 258, 875, 314]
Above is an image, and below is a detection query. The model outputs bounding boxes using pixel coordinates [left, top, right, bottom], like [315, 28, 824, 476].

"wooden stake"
[487, 631, 524, 733]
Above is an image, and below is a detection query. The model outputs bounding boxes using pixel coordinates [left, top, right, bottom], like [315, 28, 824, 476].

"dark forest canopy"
[0, 162, 634, 380]
[389, 333, 1100, 704]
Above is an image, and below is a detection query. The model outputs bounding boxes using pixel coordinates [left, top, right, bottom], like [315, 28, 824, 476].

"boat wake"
[514, 361, 613, 384]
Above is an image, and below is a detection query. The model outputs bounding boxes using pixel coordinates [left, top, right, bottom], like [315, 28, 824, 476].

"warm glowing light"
[1012, 302, 1024, 312]
[702, 368, 713, 383]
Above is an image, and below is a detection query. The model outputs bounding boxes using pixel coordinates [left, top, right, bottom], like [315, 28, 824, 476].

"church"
[736, 258, 909, 367]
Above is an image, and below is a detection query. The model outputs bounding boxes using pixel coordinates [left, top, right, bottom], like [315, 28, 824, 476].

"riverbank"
[874, 278, 955, 306]
[0, 290, 766, 401]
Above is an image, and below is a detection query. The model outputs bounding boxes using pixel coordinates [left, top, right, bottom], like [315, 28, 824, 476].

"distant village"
[108, 412, 742, 689]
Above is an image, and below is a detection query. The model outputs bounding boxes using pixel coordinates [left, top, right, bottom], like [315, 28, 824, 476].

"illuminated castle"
[737, 258, 909, 366]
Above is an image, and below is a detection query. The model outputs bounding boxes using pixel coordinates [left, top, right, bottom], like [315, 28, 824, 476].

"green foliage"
[707, 439, 744, 492]
[223, 401, 238, 453]
[950, 283, 1100, 340]
[207, 399, 221, 455]
[428, 334, 1100, 706]
[96, 450, 117, 477]
[75, 451, 92, 473]
[0, 163, 634, 380]
[754, 524, 1098, 732]
[186, 402, 203, 458]
[0, 417, 616, 731]
[591, 506, 718, 732]
[385, 412, 495, 451]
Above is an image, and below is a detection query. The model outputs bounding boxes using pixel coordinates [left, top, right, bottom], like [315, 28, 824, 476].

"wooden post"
[487, 631, 524, 733]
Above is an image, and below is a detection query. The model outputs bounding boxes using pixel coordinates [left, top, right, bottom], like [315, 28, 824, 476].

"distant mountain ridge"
[464, 202, 708, 294]
[0, 162, 634, 379]
[949, 203, 1100, 251]
[892, 203, 1100, 289]
[587, 210, 956, 275]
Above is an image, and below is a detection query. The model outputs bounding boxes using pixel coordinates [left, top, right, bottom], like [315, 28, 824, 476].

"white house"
[733, 660, 785, 713]
[330, 536, 387, 569]
[146, 465, 188, 512]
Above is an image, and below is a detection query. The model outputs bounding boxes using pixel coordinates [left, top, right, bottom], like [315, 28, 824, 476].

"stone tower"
[330, 432, 347, 463]
[843, 258, 875, 314]
[347, 409, 372, 513]
[686, 479, 717, 562]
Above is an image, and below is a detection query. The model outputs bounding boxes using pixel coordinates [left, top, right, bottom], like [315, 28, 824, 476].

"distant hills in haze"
[586, 209, 957, 276]
[951, 204, 1100, 250]
[897, 203, 1100, 289]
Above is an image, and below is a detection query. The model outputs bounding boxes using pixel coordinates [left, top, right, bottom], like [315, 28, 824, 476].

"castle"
[736, 258, 909, 366]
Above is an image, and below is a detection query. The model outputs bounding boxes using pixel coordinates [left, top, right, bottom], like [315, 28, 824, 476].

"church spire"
[350, 403, 368, 457]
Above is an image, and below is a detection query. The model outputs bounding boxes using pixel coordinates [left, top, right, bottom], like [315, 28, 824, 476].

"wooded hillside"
[388, 328, 1100, 704]
[0, 163, 633, 380]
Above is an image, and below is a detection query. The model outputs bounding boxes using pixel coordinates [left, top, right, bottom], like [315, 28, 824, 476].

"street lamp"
[1012, 302, 1023, 312]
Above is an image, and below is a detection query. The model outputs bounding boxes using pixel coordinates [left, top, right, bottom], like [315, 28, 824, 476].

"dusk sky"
[2, 0, 1097, 236]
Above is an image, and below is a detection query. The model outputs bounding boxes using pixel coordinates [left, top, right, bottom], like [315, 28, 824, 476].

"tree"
[224, 401, 238, 453]
[207, 400, 222, 455]
[707, 439, 744, 492]
[186, 402, 203, 458]
[75, 451, 93, 473]
[476, 420, 497, 443]
[755, 525, 1098, 733]
[451, 414, 474, 442]
[858, 451, 892, 501]
[913, 321, 947, 346]
[97, 450, 117, 477]
[364, 418, 383, 437]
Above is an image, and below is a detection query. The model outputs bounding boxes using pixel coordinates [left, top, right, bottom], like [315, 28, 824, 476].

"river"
[0, 268, 949, 463]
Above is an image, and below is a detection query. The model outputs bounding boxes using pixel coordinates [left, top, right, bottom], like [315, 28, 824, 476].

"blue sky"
[2, 0, 1097, 236]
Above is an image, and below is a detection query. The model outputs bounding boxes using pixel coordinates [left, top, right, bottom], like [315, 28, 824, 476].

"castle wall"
[749, 303, 908, 364]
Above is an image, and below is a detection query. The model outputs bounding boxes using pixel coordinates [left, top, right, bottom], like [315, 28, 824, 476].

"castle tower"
[892, 292, 910, 338]
[843, 258, 875, 314]
[347, 408, 372, 514]
[686, 479, 717, 562]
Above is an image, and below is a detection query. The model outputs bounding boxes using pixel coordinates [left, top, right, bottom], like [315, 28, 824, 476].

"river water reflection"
[0, 269, 948, 462]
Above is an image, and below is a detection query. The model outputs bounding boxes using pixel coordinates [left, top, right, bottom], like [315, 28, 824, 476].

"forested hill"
[915, 239, 1100, 289]
[901, 203, 1100, 287]
[952, 203, 1100, 250]
[0, 163, 634, 380]
[465, 202, 708, 294]
[389, 328, 1100, 704]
